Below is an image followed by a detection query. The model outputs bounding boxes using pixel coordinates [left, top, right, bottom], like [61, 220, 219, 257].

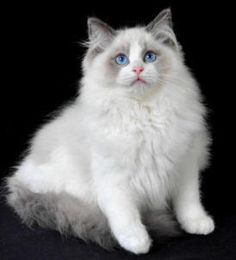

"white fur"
[8, 25, 214, 254]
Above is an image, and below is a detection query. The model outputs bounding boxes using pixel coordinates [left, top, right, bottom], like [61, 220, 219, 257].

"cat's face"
[83, 9, 181, 95]
[101, 29, 164, 89]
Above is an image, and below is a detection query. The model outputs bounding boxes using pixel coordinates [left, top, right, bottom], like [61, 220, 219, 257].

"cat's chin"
[126, 83, 156, 97]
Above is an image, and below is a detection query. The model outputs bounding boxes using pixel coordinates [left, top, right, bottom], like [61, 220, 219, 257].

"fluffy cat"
[4, 9, 215, 254]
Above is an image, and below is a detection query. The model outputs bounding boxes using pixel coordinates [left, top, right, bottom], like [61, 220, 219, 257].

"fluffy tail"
[143, 208, 182, 242]
[3, 177, 181, 250]
[4, 177, 116, 250]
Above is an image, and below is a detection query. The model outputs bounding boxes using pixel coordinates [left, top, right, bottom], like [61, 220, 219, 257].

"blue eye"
[144, 51, 156, 63]
[115, 54, 129, 65]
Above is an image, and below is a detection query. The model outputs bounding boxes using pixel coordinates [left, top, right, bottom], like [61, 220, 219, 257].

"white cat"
[5, 9, 215, 254]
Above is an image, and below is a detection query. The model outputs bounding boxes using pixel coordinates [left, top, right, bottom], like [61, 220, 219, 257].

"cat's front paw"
[116, 227, 152, 254]
[181, 215, 215, 235]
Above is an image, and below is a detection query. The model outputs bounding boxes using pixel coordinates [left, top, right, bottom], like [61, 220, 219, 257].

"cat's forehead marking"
[116, 28, 149, 44]
[113, 28, 151, 59]
[129, 42, 144, 64]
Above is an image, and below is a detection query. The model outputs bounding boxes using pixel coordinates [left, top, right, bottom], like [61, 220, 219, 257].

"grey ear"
[87, 18, 116, 51]
[146, 8, 179, 50]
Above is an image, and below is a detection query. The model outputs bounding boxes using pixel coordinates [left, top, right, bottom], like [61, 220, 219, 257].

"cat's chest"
[108, 103, 174, 141]
[97, 103, 188, 163]
[104, 102, 170, 135]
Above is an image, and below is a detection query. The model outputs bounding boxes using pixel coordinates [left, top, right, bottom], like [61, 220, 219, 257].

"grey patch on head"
[146, 8, 180, 51]
[105, 44, 131, 83]
[4, 177, 117, 250]
[143, 208, 183, 242]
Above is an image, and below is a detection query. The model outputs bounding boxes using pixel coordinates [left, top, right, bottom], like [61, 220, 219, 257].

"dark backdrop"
[1, 0, 235, 247]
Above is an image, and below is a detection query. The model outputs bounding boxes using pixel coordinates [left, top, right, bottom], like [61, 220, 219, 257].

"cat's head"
[82, 9, 183, 96]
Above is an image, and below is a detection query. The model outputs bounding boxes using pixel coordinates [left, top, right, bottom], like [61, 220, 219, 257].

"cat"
[4, 8, 215, 254]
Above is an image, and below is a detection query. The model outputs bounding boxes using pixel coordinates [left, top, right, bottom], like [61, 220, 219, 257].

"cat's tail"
[3, 176, 116, 250]
[143, 208, 183, 242]
[3, 177, 182, 250]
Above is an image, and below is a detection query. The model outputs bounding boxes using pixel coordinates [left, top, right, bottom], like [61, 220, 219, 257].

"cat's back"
[29, 101, 88, 163]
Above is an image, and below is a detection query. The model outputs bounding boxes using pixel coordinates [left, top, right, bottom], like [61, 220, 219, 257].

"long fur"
[4, 177, 116, 249]
[4, 9, 214, 254]
[4, 177, 180, 250]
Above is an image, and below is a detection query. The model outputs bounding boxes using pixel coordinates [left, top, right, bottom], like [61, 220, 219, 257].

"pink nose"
[133, 66, 144, 75]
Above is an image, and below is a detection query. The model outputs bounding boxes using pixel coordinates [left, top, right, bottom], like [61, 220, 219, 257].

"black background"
[1, 1, 236, 259]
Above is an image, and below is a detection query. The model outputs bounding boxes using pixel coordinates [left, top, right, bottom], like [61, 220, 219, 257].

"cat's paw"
[181, 215, 215, 235]
[116, 227, 152, 254]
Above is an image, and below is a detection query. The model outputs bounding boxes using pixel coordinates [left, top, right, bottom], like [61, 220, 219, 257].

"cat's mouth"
[131, 77, 147, 86]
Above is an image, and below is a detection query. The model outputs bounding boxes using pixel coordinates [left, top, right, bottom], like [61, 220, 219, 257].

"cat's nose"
[133, 67, 144, 75]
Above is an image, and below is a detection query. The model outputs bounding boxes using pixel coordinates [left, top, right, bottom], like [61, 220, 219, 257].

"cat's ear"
[87, 17, 116, 52]
[146, 8, 179, 50]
